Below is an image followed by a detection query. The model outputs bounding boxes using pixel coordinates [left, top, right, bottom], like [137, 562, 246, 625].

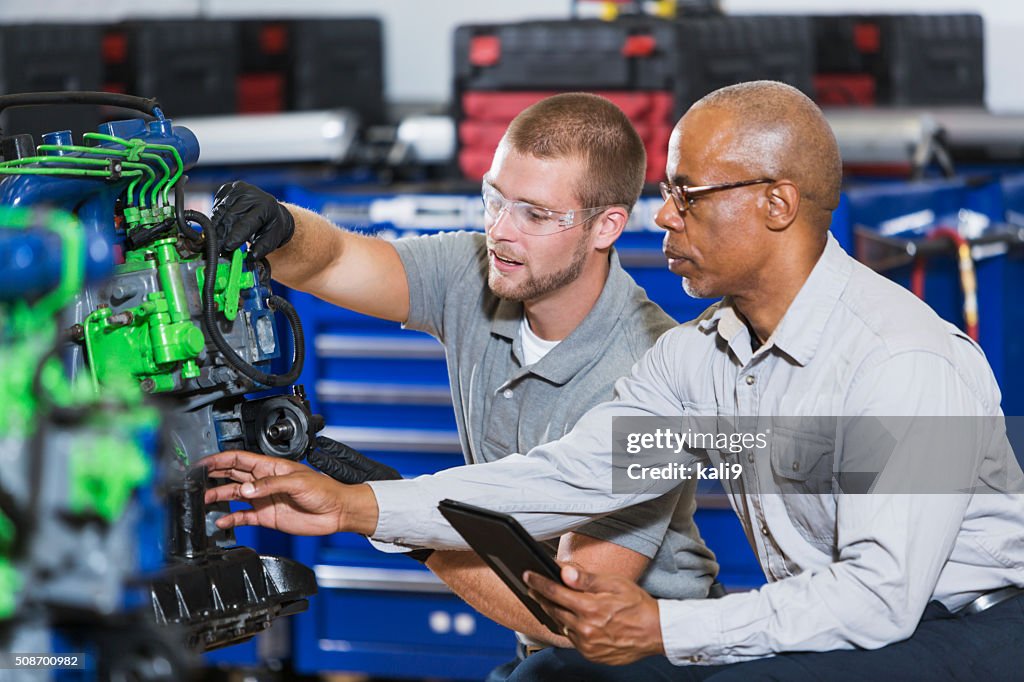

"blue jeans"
[508, 594, 1024, 681]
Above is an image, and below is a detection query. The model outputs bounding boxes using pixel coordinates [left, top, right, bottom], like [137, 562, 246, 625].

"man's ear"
[766, 181, 800, 231]
[592, 206, 629, 249]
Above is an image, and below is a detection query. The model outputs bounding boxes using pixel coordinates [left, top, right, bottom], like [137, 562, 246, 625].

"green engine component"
[83, 239, 253, 394]
[0, 206, 83, 439]
[0, 560, 19, 620]
[69, 428, 152, 522]
[0, 506, 18, 619]
[196, 249, 253, 322]
[0, 205, 159, 621]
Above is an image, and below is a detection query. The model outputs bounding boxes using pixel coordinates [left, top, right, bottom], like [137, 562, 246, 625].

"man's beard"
[488, 235, 589, 302]
[682, 276, 715, 299]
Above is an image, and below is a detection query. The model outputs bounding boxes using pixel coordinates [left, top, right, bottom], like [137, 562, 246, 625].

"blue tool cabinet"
[840, 176, 1024, 416]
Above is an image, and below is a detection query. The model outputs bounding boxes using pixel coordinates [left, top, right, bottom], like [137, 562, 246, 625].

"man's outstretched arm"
[203, 450, 650, 648]
[205, 328, 694, 547]
[211, 182, 410, 322]
[203, 450, 379, 536]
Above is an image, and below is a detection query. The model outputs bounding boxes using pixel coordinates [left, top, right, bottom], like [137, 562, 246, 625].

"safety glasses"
[482, 180, 618, 236]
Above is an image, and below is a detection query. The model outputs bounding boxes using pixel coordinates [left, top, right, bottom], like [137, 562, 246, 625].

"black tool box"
[289, 18, 386, 125]
[0, 24, 104, 139]
[813, 14, 984, 106]
[107, 20, 239, 118]
[453, 15, 814, 183]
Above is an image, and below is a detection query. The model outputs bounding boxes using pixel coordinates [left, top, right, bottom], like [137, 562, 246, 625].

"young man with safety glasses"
[209, 92, 717, 667]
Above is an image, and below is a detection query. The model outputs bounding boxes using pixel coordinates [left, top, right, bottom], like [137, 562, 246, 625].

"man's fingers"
[221, 209, 264, 253]
[236, 471, 314, 501]
[203, 467, 258, 487]
[205, 481, 247, 505]
[200, 450, 292, 478]
[523, 570, 590, 612]
[213, 508, 261, 530]
[212, 181, 238, 209]
[200, 450, 261, 473]
[528, 589, 584, 637]
[248, 230, 284, 262]
[205, 470, 309, 505]
[561, 564, 622, 594]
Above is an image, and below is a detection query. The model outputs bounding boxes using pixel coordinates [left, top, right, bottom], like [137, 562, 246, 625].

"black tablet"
[438, 499, 565, 634]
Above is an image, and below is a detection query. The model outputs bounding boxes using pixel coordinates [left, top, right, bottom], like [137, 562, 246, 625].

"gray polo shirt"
[392, 230, 717, 601]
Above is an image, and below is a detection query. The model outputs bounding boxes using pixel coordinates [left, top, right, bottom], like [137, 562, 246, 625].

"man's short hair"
[694, 81, 843, 213]
[504, 93, 646, 211]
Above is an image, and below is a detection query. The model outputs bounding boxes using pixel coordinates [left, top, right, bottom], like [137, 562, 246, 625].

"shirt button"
[687, 655, 703, 663]
[745, 375, 755, 385]
[747, 452, 755, 463]
[503, 389, 513, 399]
[792, 461, 800, 471]
[760, 523, 770, 536]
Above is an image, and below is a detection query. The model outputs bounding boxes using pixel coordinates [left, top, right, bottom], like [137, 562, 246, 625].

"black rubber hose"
[0, 92, 162, 119]
[124, 218, 177, 251]
[191, 209, 304, 387]
[266, 294, 304, 384]
[173, 178, 204, 252]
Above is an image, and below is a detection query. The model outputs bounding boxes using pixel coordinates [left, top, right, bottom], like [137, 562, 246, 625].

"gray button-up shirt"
[392, 230, 717, 601]
[372, 233, 1024, 665]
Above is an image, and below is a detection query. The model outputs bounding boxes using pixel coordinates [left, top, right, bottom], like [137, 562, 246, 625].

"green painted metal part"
[0, 206, 159, 621]
[0, 504, 16, 618]
[196, 249, 254, 322]
[0, 511, 13, 556]
[0, 558, 20, 619]
[83, 239, 207, 393]
[69, 430, 152, 522]
[0, 134, 186, 231]
[0, 206, 83, 438]
[83, 234, 253, 393]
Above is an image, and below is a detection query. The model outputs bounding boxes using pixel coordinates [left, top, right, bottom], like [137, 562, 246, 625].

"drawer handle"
[320, 426, 463, 454]
[314, 564, 451, 593]
[317, 380, 453, 405]
[316, 334, 446, 359]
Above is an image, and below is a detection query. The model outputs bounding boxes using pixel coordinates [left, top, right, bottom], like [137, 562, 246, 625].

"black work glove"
[306, 436, 401, 484]
[210, 180, 295, 261]
[307, 436, 433, 563]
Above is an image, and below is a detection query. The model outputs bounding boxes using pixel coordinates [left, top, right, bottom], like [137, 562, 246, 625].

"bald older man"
[203, 81, 1024, 681]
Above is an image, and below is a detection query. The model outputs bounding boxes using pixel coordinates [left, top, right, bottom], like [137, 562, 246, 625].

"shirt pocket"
[770, 427, 835, 489]
[769, 427, 837, 547]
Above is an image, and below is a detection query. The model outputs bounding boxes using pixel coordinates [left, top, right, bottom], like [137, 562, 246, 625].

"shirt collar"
[698, 233, 852, 367]
[490, 249, 632, 385]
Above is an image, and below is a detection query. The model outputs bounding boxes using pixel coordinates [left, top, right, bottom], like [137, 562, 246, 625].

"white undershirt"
[519, 316, 560, 365]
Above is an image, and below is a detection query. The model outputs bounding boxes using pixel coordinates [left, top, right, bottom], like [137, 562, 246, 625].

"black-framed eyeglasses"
[659, 178, 775, 215]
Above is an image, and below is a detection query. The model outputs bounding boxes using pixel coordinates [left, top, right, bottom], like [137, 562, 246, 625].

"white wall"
[1, 0, 1019, 111]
